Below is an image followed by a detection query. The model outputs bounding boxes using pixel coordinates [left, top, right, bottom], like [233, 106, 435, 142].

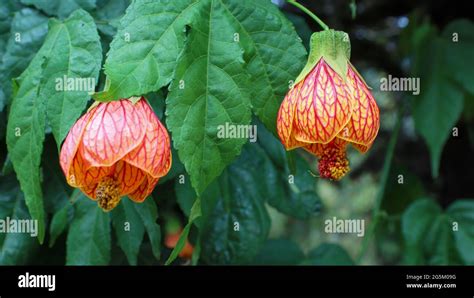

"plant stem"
[287, 0, 329, 31]
[356, 107, 404, 264]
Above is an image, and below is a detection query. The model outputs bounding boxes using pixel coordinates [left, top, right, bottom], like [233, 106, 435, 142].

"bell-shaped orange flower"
[60, 97, 172, 211]
[277, 30, 379, 180]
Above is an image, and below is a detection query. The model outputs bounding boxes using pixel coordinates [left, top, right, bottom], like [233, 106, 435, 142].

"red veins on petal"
[60, 97, 172, 211]
[337, 64, 380, 153]
[292, 58, 353, 144]
[80, 100, 147, 168]
[276, 58, 380, 181]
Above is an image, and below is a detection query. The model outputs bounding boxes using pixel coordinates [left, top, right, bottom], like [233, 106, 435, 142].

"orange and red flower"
[277, 30, 379, 180]
[165, 229, 194, 260]
[60, 97, 171, 211]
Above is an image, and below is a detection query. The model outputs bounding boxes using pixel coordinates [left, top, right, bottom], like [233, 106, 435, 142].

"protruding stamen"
[318, 145, 350, 180]
[96, 176, 121, 212]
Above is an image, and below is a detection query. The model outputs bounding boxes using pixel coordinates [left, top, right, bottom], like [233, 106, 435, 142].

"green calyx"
[294, 30, 351, 85]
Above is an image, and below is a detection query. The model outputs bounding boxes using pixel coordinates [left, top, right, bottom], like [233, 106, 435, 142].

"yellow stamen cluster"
[96, 177, 122, 212]
[318, 146, 350, 180]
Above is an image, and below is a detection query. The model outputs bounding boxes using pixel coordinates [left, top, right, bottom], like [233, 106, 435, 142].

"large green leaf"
[446, 200, 474, 264]
[133, 198, 162, 261]
[411, 38, 464, 176]
[6, 53, 47, 243]
[441, 19, 474, 95]
[41, 10, 102, 145]
[401, 198, 474, 265]
[0, 8, 48, 111]
[0, 175, 40, 265]
[166, 0, 252, 195]
[6, 9, 101, 244]
[66, 195, 111, 265]
[93, 0, 198, 101]
[410, 20, 474, 176]
[257, 122, 321, 219]
[218, 0, 306, 134]
[199, 162, 270, 264]
[21, 0, 97, 19]
[112, 198, 145, 265]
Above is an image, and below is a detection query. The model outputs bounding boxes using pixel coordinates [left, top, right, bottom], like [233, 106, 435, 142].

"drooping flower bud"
[277, 30, 379, 180]
[60, 97, 172, 211]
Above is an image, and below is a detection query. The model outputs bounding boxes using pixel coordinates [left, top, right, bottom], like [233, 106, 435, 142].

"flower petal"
[303, 137, 348, 157]
[122, 99, 171, 178]
[80, 100, 147, 168]
[338, 64, 380, 152]
[128, 175, 159, 202]
[293, 58, 353, 144]
[60, 109, 96, 182]
[277, 82, 307, 149]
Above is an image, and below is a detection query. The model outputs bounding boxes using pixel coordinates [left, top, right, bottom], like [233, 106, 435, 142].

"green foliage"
[133, 198, 162, 261]
[257, 122, 321, 219]
[166, 0, 252, 195]
[93, 0, 197, 102]
[165, 198, 201, 265]
[112, 198, 145, 265]
[0, 0, 471, 267]
[409, 19, 474, 176]
[95, 0, 306, 195]
[21, 0, 97, 19]
[402, 198, 474, 265]
[253, 239, 305, 265]
[0, 175, 40, 265]
[0, 8, 48, 110]
[303, 243, 354, 265]
[6, 9, 102, 244]
[66, 194, 111, 265]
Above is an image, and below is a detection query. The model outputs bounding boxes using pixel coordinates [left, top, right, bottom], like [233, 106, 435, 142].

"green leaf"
[41, 9, 102, 146]
[66, 195, 111, 265]
[111, 198, 145, 265]
[21, 0, 97, 19]
[6, 10, 101, 244]
[42, 137, 74, 247]
[446, 200, 474, 264]
[165, 197, 201, 265]
[166, 0, 252, 195]
[268, 155, 321, 219]
[410, 20, 474, 177]
[381, 165, 424, 215]
[199, 163, 270, 264]
[257, 123, 321, 219]
[133, 198, 162, 261]
[401, 198, 473, 265]
[412, 39, 464, 177]
[402, 199, 442, 264]
[93, 0, 130, 38]
[253, 239, 305, 265]
[0, 175, 40, 265]
[0, 8, 48, 110]
[441, 19, 474, 95]
[6, 54, 47, 244]
[93, 0, 199, 101]
[303, 243, 354, 265]
[49, 203, 73, 248]
[221, 0, 306, 134]
[0, 0, 23, 56]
